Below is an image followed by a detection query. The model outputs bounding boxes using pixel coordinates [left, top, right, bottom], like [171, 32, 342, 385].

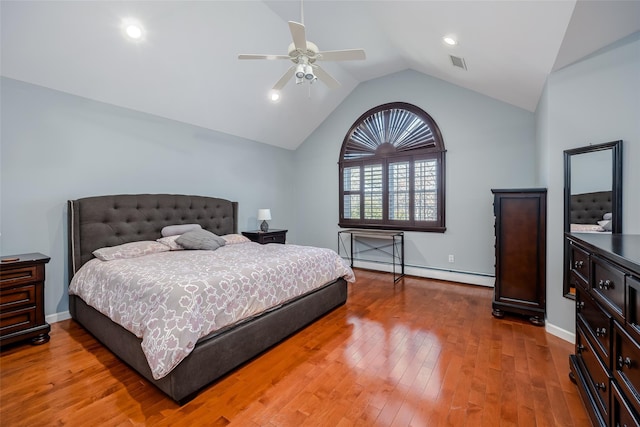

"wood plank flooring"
[0, 269, 589, 426]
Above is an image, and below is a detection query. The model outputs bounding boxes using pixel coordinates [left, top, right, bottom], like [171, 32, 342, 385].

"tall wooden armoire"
[491, 188, 547, 326]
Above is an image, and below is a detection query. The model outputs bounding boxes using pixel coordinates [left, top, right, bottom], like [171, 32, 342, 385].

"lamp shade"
[257, 209, 272, 221]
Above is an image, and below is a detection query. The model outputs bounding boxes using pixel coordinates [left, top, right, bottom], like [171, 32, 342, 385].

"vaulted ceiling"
[1, 1, 638, 150]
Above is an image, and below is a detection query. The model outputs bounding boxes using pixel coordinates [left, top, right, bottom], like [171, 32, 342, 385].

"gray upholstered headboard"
[68, 194, 238, 277]
[570, 190, 612, 224]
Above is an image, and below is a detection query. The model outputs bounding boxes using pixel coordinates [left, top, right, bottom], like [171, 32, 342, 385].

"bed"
[569, 190, 613, 233]
[67, 194, 352, 404]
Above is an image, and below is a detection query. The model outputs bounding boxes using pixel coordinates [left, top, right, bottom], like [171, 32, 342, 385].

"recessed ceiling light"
[443, 36, 457, 46]
[269, 91, 281, 102]
[126, 24, 143, 40]
[122, 18, 145, 41]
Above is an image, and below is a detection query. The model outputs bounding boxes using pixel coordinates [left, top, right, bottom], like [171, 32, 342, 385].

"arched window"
[338, 102, 446, 232]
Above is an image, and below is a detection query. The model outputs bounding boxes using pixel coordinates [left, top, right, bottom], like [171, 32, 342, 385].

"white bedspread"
[69, 242, 355, 379]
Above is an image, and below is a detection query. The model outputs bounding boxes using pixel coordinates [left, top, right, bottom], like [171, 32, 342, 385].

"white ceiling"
[1, 1, 639, 150]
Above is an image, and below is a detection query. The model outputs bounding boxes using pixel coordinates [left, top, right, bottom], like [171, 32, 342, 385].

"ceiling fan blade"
[238, 54, 291, 60]
[288, 21, 307, 51]
[318, 49, 366, 61]
[273, 66, 295, 91]
[313, 65, 340, 89]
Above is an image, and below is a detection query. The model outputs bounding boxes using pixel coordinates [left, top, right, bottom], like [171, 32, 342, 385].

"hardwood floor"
[0, 269, 589, 426]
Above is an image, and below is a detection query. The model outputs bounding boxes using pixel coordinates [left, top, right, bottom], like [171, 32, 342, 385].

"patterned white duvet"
[69, 242, 355, 379]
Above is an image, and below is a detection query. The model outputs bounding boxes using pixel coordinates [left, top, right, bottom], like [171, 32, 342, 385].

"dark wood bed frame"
[67, 194, 348, 404]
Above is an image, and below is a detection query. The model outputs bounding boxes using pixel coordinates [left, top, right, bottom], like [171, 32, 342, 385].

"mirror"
[563, 140, 623, 298]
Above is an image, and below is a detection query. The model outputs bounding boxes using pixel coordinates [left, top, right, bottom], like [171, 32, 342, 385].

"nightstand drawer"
[0, 265, 42, 289]
[261, 233, 285, 244]
[0, 284, 36, 311]
[242, 230, 288, 245]
[0, 306, 37, 336]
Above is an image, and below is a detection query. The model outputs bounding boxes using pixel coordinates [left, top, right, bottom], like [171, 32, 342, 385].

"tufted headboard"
[570, 190, 612, 225]
[68, 194, 238, 277]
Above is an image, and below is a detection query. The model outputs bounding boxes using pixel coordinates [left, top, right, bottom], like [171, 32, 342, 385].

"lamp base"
[260, 220, 269, 232]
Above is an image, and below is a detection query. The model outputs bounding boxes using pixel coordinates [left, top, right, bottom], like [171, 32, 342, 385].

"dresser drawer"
[592, 255, 626, 321]
[577, 289, 612, 367]
[0, 265, 42, 289]
[627, 275, 640, 341]
[0, 284, 36, 311]
[571, 243, 590, 288]
[0, 306, 37, 336]
[577, 325, 611, 419]
[614, 322, 640, 416]
[570, 271, 588, 294]
[612, 381, 640, 427]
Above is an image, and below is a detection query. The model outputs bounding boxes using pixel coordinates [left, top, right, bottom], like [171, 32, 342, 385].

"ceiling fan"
[238, 2, 365, 92]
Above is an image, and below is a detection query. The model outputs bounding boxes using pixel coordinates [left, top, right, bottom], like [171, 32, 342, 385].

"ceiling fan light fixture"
[304, 64, 315, 81]
[295, 63, 305, 79]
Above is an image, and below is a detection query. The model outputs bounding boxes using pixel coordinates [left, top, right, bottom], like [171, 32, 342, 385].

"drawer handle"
[594, 382, 607, 392]
[574, 260, 584, 269]
[595, 327, 607, 338]
[577, 344, 586, 353]
[618, 356, 633, 369]
[598, 279, 614, 290]
[576, 301, 585, 311]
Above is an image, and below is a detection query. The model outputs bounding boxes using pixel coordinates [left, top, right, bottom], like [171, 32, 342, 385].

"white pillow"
[93, 241, 169, 261]
[161, 223, 202, 237]
[222, 234, 251, 245]
[570, 224, 605, 232]
[157, 235, 184, 250]
[598, 220, 612, 231]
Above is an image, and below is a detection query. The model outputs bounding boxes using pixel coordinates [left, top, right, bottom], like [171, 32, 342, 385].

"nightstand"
[0, 253, 51, 347]
[242, 229, 288, 245]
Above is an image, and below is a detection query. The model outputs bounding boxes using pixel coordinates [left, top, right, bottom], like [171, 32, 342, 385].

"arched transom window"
[338, 102, 446, 232]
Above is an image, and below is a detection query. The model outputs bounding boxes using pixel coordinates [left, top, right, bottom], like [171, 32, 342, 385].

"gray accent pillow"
[176, 229, 226, 251]
[161, 223, 202, 237]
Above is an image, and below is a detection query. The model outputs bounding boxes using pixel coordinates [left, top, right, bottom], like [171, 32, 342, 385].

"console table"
[338, 229, 405, 283]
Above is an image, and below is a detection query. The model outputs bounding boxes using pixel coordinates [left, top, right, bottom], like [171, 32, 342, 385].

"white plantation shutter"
[339, 103, 446, 232]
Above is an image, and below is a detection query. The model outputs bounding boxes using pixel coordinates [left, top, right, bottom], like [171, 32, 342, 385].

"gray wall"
[0, 77, 295, 317]
[3, 33, 636, 334]
[536, 32, 640, 334]
[293, 69, 537, 276]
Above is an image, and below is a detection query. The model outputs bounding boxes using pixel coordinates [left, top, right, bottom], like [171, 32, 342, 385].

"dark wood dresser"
[242, 229, 287, 245]
[491, 189, 547, 325]
[0, 253, 51, 347]
[567, 233, 640, 426]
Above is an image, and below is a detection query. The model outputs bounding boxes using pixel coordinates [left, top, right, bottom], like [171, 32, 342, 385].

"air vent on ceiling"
[450, 55, 467, 70]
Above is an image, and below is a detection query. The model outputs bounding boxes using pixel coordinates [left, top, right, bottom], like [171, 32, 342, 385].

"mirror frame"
[563, 140, 623, 298]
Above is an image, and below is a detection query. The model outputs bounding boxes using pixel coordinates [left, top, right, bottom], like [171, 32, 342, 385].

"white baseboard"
[351, 260, 495, 287]
[545, 321, 575, 344]
[46, 311, 71, 324]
